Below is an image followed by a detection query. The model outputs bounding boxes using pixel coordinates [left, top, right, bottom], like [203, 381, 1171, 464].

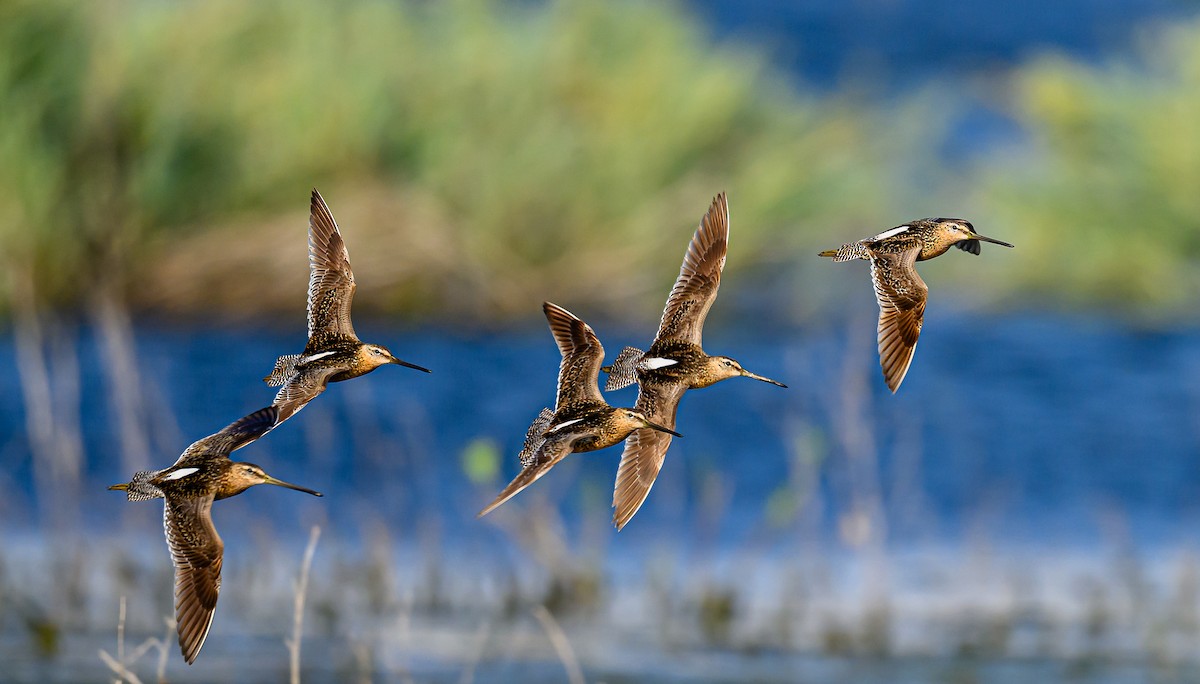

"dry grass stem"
[531, 605, 585, 684]
[287, 525, 321, 684]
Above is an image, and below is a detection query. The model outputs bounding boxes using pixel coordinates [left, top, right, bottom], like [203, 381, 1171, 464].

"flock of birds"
[108, 189, 1012, 664]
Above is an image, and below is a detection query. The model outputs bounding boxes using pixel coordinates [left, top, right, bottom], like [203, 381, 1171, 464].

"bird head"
[230, 463, 323, 498]
[934, 218, 1014, 254]
[362, 344, 431, 373]
[622, 409, 683, 438]
[704, 356, 788, 388]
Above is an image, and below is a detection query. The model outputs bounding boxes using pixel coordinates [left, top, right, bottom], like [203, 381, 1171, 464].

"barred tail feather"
[122, 471, 164, 502]
[264, 354, 301, 386]
[603, 346, 644, 391]
[519, 407, 555, 467]
[819, 243, 870, 262]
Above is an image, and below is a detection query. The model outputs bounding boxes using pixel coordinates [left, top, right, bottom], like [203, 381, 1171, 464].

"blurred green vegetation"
[0, 0, 889, 325]
[2, 1, 1199, 324]
[975, 18, 1200, 316]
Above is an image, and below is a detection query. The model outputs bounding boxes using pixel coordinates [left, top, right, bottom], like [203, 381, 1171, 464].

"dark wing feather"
[543, 302, 605, 408]
[163, 494, 223, 665]
[611, 380, 688, 530]
[477, 437, 575, 517]
[306, 189, 357, 344]
[653, 193, 729, 347]
[272, 366, 341, 426]
[955, 239, 981, 255]
[175, 406, 280, 466]
[869, 244, 928, 393]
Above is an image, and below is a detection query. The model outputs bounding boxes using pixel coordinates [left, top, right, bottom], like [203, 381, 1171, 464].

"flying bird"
[602, 193, 786, 530]
[265, 189, 429, 425]
[108, 406, 321, 664]
[819, 218, 1013, 392]
[478, 302, 681, 518]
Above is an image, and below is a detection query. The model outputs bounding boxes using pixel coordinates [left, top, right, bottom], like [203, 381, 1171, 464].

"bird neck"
[215, 480, 254, 500]
[920, 233, 959, 261]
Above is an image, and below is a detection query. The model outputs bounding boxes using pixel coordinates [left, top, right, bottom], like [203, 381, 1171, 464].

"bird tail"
[519, 408, 555, 467]
[264, 354, 301, 386]
[109, 471, 163, 502]
[602, 346, 644, 392]
[819, 243, 869, 262]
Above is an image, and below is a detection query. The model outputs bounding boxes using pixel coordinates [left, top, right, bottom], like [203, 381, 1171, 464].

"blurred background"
[4, 0, 1200, 681]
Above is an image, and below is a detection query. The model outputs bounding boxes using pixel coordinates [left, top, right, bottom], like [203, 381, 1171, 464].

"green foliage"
[0, 0, 891, 320]
[18, 1, 1200, 319]
[461, 436, 500, 485]
[975, 19, 1200, 314]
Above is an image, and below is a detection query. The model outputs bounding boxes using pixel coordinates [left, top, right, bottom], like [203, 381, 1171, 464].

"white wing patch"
[639, 357, 678, 370]
[164, 467, 199, 481]
[301, 351, 336, 364]
[871, 225, 910, 241]
[548, 418, 584, 433]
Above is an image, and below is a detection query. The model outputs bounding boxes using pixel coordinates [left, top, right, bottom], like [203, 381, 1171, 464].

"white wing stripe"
[164, 467, 199, 481]
[548, 418, 584, 433]
[871, 225, 910, 240]
[300, 351, 336, 364]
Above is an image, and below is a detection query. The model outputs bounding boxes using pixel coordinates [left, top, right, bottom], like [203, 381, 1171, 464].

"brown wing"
[175, 406, 280, 467]
[611, 380, 688, 530]
[307, 189, 357, 344]
[163, 494, 223, 665]
[653, 193, 729, 347]
[869, 245, 928, 393]
[543, 302, 605, 409]
[477, 437, 574, 517]
[272, 366, 341, 425]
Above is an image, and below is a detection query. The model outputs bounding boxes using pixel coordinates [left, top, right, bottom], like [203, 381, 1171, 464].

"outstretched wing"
[611, 380, 688, 530]
[175, 406, 280, 466]
[653, 193, 729, 347]
[543, 302, 605, 408]
[306, 189, 357, 344]
[869, 244, 928, 393]
[272, 366, 342, 426]
[477, 437, 575, 517]
[163, 494, 223, 665]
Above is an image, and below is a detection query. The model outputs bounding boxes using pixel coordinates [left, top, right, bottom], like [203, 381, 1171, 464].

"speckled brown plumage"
[477, 303, 679, 518]
[265, 189, 428, 426]
[602, 193, 786, 531]
[108, 406, 321, 665]
[819, 218, 1014, 392]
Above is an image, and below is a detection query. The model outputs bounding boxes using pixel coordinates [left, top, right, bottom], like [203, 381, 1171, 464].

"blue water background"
[3, 311, 1199, 554]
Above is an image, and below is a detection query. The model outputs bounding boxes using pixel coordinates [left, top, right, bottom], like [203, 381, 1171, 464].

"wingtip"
[611, 504, 637, 531]
[542, 301, 575, 320]
[477, 500, 502, 519]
